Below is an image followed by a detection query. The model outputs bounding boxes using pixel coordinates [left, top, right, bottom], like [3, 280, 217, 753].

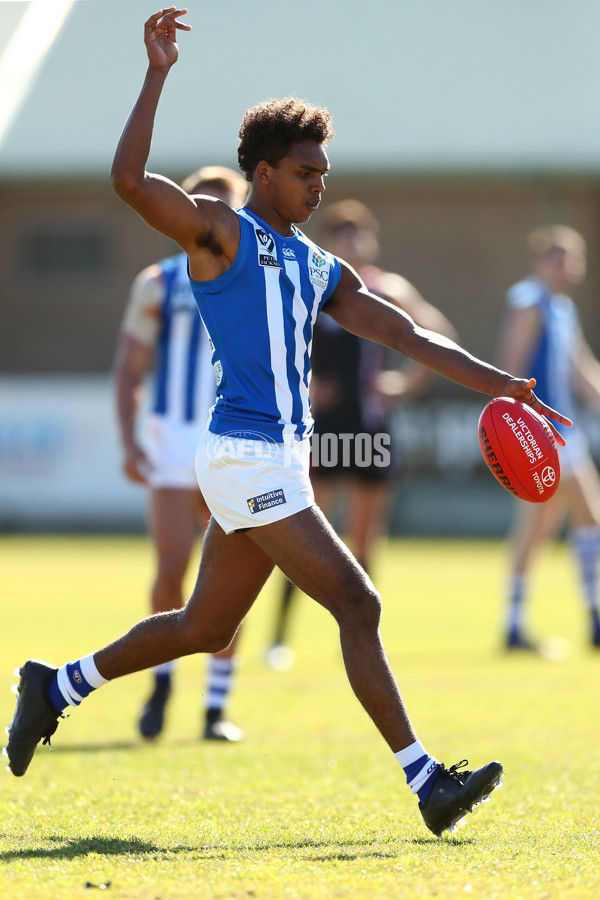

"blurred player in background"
[114, 164, 248, 740]
[497, 225, 600, 651]
[266, 200, 458, 669]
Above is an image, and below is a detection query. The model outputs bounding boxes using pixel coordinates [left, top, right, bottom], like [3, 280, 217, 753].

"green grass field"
[0, 535, 598, 900]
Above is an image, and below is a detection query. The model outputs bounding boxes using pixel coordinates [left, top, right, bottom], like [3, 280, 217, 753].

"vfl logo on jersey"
[247, 488, 286, 514]
[214, 359, 223, 386]
[309, 251, 329, 285]
[257, 229, 275, 254]
[282, 247, 296, 259]
[257, 228, 281, 268]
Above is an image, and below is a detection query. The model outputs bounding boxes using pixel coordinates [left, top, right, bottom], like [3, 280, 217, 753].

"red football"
[478, 397, 560, 503]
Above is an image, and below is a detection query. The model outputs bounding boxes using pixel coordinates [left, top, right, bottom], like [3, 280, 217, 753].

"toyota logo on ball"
[541, 466, 556, 487]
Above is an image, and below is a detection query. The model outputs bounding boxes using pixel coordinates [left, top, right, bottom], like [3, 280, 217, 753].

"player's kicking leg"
[247, 504, 504, 837]
[4, 519, 274, 776]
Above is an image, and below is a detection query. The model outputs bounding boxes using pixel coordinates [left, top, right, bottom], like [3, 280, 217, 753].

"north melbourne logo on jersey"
[247, 488, 287, 514]
[309, 251, 330, 286]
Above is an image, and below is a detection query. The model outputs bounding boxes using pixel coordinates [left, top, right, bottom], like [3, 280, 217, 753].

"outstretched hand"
[500, 377, 572, 447]
[144, 7, 191, 70]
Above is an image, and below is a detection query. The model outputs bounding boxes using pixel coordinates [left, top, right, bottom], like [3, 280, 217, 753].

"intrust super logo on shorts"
[247, 488, 287, 514]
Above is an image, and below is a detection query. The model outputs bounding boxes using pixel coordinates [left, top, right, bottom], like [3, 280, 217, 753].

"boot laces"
[40, 712, 65, 748]
[444, 759, 472, 782]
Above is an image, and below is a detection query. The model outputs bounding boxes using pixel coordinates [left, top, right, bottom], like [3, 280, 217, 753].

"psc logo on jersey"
[309, 251, 330, 286]
[247, 488, 287, 514]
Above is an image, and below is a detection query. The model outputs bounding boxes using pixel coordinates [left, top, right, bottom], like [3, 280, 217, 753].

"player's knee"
[336, 583, 382, 631]
[177, 609, 236, 654]
[195, 630, 236, 654]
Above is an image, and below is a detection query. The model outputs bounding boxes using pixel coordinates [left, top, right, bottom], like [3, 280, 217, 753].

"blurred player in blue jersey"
[266, 200, 458, 670]
[6, 8, 574, 837]
[498, 225, 600, 651]
[114, 165, 248, 740]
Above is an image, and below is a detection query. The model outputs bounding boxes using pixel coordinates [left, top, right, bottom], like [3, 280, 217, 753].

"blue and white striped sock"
[394, 740, 441, 804]
[205, 656, 236, 713]
[48, 654, 109, 712]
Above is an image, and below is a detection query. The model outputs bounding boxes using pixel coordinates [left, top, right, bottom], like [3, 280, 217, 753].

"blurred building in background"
[2, 0, 600, 534]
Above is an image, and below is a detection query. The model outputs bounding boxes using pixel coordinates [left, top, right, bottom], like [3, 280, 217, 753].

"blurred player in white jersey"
[498, 225, 600, 651]
[114, 165, 249, 739]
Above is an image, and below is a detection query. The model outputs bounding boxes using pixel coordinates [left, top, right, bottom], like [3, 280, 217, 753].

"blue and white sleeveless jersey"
[506, 277, 579, 440]
[189, 208, 342, 442]
[153, 252, 215, 424]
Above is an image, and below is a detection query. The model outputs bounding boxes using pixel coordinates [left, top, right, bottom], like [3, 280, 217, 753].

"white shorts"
[144, 414, 204, 489]
[195, 430, 315, 534]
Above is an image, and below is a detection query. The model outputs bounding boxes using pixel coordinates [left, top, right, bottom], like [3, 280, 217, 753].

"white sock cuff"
[80, 653, 109, 688]
[393, 740, 427, 768]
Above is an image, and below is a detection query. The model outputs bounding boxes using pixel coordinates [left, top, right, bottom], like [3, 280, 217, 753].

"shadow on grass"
[0, 835, 195, 861]
[41, 735, 222, 755]
[1, 833, 475, 863]
[45, 741, 138, 755]
[408, 835, 476, 847]
[307, 834, 476, 860]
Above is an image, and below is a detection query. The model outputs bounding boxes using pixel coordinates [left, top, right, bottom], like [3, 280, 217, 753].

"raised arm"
[110, 9, 238, 269]
[325, 262, 572, 439]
